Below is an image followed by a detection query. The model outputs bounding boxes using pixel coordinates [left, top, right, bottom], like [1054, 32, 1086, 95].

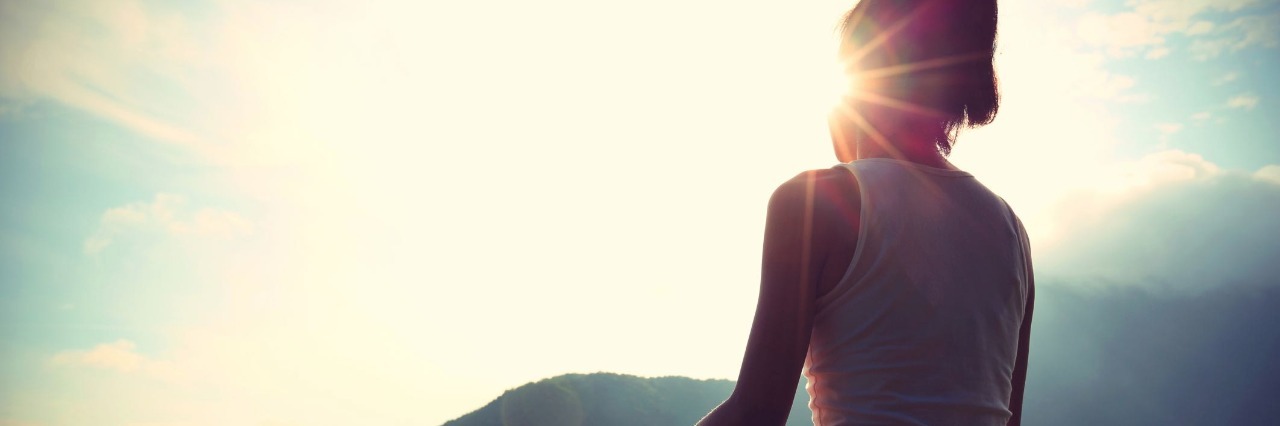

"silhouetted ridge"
[442, 372, 812, 426]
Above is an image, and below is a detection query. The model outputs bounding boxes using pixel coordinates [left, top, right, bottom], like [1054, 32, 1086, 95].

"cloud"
[1226, 93, 1261, 110]
[1256, 165, 1280, 185]
[1185, 20, 1215, 35]
[1039, 151, 1280, 294]
[1075, 12, 1168, 56]
[49, 336, 220, 387]
[32, 315, 460, 424]
[83, 193, 252, 255]
[1130, 0, 1262, 20]
[1153, 122, 1182, 143]
[1211, 71, 1240, 85]
[0, 0, 372, 170]
[0, 0, 210, 147]
[1157, 120, 1182, 134]
[50, 340, 145, 372]
[49, 340, 186, 384]
[1078, 72, 1150, 103]
[1055, 0, 1094, 7]
[0, 0, 444, 172]
[1074, 0, 1277, 60]
[1190, 111, 1213, 121]
[1022, 152, 1280, 424]
[0, 420, 45, 426]
[1187, 38, 1235, 59]
[1232, 13, 1280, 46]
[1188, 13, 1280, 59]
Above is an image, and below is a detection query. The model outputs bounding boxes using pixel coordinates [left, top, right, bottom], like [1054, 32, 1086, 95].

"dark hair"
[838, 0, 999, 155]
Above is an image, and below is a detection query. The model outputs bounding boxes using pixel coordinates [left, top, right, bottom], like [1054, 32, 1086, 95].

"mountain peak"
[442, 372, 812, 426]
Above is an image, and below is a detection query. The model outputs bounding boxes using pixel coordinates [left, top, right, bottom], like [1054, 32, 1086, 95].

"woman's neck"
[855, 124, 955, 170]
[828, 107, 959, 170]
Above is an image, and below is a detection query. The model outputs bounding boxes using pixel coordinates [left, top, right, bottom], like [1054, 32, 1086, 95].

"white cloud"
[36, 315, 463, 424]
[1154, 122, 1182, 144]
[1227, 93, 1261, 110]
[83, 193, 252, 255]
[1187, 13, 1280, 59]
[1212, 71, 1240, 85]
[1056, 0, 1094, 7]
[49, 340, 189, 387]
[1186, 20, 1216, 35]
[1129, 0, 1262, 24]
[1190, 111, 1213, 121]
[1039, 151, 1280, 293]
[1113, 150, 1220, 191]
[0, 0, 209, 148]
[1188, 37, 1236, 59]
[50, 340, 145, 372]
[1076, 72, 1150, 103]
[1075, 0, 1277, 60]
[948, 5, 1178, 242]
[1076, 12, 1167, 56]
[1229, 13, 1280, 47]
[1154, 122, 1183, 134]
[1256, 165, 1280, 185]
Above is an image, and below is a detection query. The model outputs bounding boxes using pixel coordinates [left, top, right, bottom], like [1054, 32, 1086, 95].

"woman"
[697, 0, 1033, 425]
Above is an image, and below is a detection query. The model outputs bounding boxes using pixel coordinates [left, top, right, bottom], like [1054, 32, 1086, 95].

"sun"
[826, 62, 862, 112]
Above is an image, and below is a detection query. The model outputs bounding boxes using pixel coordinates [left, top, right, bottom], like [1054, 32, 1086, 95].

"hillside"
[442, 373, 813, 426]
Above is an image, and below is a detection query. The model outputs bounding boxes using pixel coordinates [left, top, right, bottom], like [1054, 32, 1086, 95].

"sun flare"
[829, 63, 862, 110]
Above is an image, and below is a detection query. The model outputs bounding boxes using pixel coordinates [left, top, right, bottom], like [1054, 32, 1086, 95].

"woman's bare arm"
[1007, 221, 1035, 426]
[698, 171, 829, 426]
[1007, 272, 1034, 425]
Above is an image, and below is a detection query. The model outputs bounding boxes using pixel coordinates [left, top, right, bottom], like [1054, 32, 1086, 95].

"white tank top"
[804, 159, 1032, 426]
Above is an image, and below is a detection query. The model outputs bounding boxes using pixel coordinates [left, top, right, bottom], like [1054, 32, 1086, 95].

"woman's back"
[696, 1, 1033, 424]
[805, 159, 1032, 426]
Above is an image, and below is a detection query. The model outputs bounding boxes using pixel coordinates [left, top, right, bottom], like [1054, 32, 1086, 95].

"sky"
[0, 0, 1278, 425]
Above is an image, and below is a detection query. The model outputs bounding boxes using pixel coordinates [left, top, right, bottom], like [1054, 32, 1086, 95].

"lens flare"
[829, 63, 862, 110]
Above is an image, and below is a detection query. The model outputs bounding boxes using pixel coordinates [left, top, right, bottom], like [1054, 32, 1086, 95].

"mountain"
[442, 373, 813, 426]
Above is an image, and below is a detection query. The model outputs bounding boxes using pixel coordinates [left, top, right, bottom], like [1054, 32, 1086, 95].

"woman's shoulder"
[769, 166, 861, 217]
[772, 166, 859, 200]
